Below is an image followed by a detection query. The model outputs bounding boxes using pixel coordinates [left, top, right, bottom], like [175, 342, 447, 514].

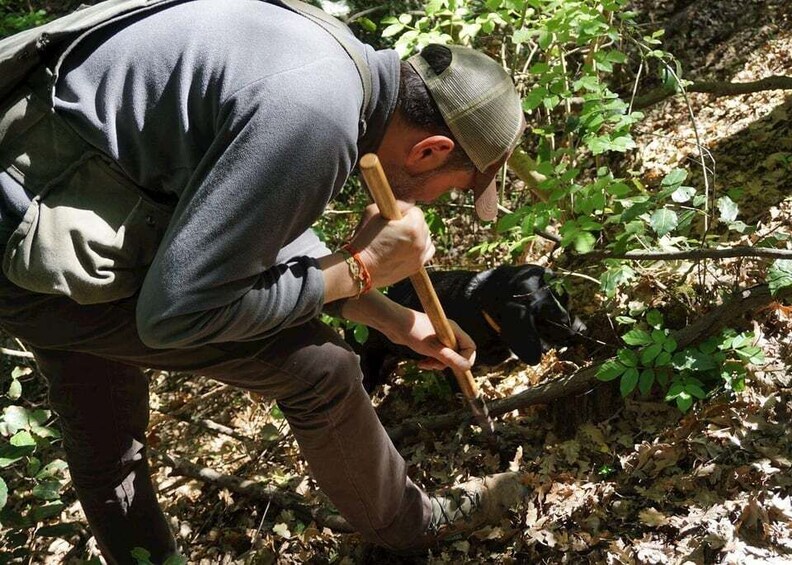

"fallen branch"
[589, 246, 792, 261]
[632, 75, 792, 109]
[386, 284, 789, 443]
[152, 449, 354, 533]
[151, 409, 259, 451]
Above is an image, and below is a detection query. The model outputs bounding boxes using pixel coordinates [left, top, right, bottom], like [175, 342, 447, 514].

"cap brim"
[470, 117, 526, 222]
[473, 174, 498, 221]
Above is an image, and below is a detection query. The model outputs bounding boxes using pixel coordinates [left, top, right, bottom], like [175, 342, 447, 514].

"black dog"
[350, 265, 586, 393]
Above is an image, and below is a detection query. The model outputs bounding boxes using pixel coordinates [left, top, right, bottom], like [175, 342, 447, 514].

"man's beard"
[381, 164, 438, 202]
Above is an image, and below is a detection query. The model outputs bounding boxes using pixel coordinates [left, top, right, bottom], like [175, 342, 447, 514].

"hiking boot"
[417, 472, 526, 547]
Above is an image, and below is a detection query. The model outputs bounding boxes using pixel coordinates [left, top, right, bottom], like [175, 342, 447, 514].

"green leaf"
[768, 259, 792, 295]
[3, 406, 29, 434]
[676, 395, 693, 412]
[397, 13, 412, 24]
[617, 348, 638, 368]
[522, 86, 548, 111]
[606, 182, 632, 197]
[573, 231, 596, 253]
[620, 367, 639, 396]
[273, 522, 292, 539]
[537, 30, 552, 50]
[0, 443, 35, 467]
[638, 368, 655, 396]
[512, 28, 532, 45]
[357, 17, 376, 32]
[381, 23, 404, 38]
[10, 430, 35, 447]
[32, 481, 61, 501]
[663, 337, 677, 353]
[671, 186, 696, 203]
[654, 351, 672, 367]
[651, 329, 666, 343]
[131, 547, 154, 565]
[717, 196, 739, 223]
[661, 168, 687, 189]
[673, 350, 717, 372]
[686, 384, 707, 399]
[8, 378, 22, 400]
[35, 459, 67, 480]
[699, 337, 719, 354]
[11, 366, 31, 380]
[735, 346, 765, 364]
[27, 457, 41, 476]
[353, 324, 369, 344]
[36, 522, 80, 537]
[622, 329, 652, 346]
[597, 360, 626, 382]
[0, 476, 6, 511]
[258, 424, 280, 443]
[641, 343, 663, 366]
[646, 310, 663, 329]
[163, 554, 188, 565]
[600, 263, 636, 297]
[29, 502, 65, 522]
[649, 208, 678, 237]
[730, 334, 749, 349]
[573, 75, 601, 92]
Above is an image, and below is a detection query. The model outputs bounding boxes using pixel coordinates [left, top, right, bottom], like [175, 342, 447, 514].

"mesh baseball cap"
[408, 45, 525, 221]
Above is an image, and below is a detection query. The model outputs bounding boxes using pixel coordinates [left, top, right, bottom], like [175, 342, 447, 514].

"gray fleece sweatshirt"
[46, 0, 399, 348]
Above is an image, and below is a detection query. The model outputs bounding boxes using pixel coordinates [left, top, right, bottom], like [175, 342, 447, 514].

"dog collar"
[481, 310, 501, 334]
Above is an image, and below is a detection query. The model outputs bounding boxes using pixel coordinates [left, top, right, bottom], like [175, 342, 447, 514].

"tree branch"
[632, 75, 792, 109]
[589, 246, 792, 261]
[152, 449, 355, 533]
[386, 284, 790, 443]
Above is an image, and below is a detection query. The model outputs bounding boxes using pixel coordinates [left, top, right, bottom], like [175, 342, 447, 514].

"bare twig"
[343, 5, 386, 24]
[0, 347, 34, 359]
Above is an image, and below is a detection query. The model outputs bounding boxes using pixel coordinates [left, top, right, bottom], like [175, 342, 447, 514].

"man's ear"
[405, 135, 455, 174]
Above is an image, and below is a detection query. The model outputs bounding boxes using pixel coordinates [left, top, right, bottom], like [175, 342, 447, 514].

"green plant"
[0, 1, 50, 38]
[597, 310, 764, 412]
[402, 366, 454, 403]
[0, 363, 72, 561]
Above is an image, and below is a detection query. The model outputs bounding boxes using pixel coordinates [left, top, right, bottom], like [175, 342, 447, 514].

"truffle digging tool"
[359, 153, 495, 435]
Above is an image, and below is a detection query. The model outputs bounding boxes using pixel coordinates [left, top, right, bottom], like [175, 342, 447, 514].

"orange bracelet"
[341, 244, 373, 299]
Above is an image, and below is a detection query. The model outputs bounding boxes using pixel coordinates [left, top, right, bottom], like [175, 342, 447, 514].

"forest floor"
[3, 1, 792, 564]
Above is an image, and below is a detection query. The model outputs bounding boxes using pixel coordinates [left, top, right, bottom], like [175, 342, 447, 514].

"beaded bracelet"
[340, 244, 373, 299]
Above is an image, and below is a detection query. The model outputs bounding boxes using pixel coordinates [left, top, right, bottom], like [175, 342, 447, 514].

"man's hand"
[340, 291, 477, 374]
[382, 309, 476, 375]
[347, 202, 434, 289]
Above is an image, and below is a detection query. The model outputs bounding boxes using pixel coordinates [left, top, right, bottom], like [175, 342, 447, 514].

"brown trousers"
[0, 267, 431, 563]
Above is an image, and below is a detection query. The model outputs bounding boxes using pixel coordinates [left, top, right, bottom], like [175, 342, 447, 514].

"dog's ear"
[498, 301, 543, 365]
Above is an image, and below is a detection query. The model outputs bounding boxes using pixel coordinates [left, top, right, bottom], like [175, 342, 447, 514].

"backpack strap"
[0, 0, 185, 103]
[275, 0, 373, 132]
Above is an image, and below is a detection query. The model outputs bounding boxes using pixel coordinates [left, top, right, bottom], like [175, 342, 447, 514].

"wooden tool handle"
[359, 153, 478, 399]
